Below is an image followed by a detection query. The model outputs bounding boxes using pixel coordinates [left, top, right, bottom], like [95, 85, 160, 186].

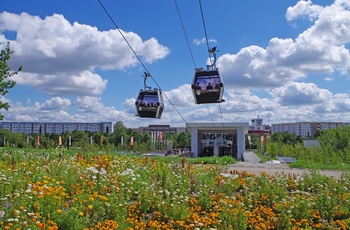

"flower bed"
[0, 150, 349, 229]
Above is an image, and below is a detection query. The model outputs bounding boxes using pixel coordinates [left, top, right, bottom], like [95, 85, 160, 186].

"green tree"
[177, 132, 191, 149]
[271, 131, 303, 145]
[0, 42, 22, 120]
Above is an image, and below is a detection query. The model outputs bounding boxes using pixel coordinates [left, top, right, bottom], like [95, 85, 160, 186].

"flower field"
[0, 149, 350, 230]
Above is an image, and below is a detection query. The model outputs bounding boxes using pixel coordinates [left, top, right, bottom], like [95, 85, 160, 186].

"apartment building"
[0, 122, 113, 134]
[271, 122, 350, 138]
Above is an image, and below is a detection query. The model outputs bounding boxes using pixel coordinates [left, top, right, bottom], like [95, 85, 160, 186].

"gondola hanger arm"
[143, 72, 152, 91]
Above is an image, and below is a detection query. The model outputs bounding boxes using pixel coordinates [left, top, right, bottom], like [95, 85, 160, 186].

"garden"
[0, 148, 350, 230]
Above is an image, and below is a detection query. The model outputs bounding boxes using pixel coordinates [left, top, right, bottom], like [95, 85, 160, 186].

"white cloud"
[271, 82, 332, 106]
[285, 0, 323, 22]
[39, 97, 71, 110]
[163, 84, 194, 107]
[13, 71, 107, 96]
[193, 37, 217, 46]
[324, 77, 334, 81]
[218, 0, 350, 90]
[0, 12, 170, 96]
[313, 93, 350, 113]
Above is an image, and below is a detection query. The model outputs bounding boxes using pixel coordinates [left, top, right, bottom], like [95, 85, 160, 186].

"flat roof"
[186, 123, 249, 131]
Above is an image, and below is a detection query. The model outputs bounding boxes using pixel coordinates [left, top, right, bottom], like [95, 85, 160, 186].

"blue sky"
[1, 0, 350, 128]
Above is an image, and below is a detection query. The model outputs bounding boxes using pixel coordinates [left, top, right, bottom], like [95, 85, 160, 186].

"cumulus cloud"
[4, 100, 72, 122]
[13, 71, 107, 96]
[313, 93, 350, 113]
[285, 0, 323, 21]
[222, 89, 277, 113]
[271, 82, 332, 106]
[0, 12, 170, 96]
[163, 84, 194, 107]
[2, 96, 137, 124]
[39, 97, 71, 110]
[218, 0, 350, 90]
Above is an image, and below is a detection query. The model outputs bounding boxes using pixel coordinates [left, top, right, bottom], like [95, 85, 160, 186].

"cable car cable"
[174, 0, 197, 68]
[218, 104, 224, 128]
[97, 0, 150, 76]
[97, 0, 191, 124]
[197, 0, 226, 127]
[198, 0, 213, 66]
[173, 0, 219, 128]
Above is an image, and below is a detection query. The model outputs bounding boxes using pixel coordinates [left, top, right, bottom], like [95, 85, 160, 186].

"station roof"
[186, 123, 249, 132]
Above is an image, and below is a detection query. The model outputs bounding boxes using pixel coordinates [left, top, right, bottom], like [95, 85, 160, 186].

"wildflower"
[0, 211, 4, 218]
[13, 210, 20, 216]
[88, 205, 93, 210]
[56, 209, 62, 214]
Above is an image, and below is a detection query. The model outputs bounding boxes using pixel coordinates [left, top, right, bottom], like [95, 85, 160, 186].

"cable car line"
[191, 0, 225, 106]
[197, 0, 226, 128]
[173, 0, 218, 128]
[198, 0, 213, 66]
[97, 0, 150, 76]
[173, 0, 197, 68]
[97, 0, 192, 124]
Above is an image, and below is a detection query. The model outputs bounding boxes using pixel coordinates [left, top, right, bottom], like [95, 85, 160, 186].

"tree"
[177, 132, 191, 149]
[0, 42, 22, 120]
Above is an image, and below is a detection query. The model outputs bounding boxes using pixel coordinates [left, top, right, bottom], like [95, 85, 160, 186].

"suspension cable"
[198, 0, 225, 127]
[174, 0, 197, 68]
[218, 104, 225, 127]
[198, 0, 213, 66]
[97, 0, 190, 126]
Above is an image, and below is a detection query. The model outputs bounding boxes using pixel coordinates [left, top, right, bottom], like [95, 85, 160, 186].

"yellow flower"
[56, 209, 62, 214]
[79, 212, 84, 217]
[88, 205, 93, 210]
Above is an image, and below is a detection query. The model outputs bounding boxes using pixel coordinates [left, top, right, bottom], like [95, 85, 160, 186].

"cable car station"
[187, 123, 249, 160]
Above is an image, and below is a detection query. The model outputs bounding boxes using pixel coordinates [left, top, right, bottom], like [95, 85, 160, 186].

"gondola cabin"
[191, 68, 225, 104]
[135, 89, 164, 118]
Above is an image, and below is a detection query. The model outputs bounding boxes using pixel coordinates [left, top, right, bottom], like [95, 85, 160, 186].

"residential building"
[0, 122, 113, 134]
[271, 122, 350, 138]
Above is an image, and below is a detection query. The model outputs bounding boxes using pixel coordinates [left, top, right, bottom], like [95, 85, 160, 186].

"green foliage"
[0, 125, 191, 154]
[245, 134, 260, 149]
[271, 131, 303, 145]
[0, 42, 22, 120]
[265, 126, 350, 167]
[318, 126, 350, 163]
[176, 132, 191, 148]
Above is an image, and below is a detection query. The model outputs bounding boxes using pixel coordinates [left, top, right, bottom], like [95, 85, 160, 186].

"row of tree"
[257, 127, 350, 163]
[0, 121, 191, 152]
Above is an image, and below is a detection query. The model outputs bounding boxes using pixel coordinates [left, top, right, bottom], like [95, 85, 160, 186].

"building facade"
[139, 125, 186, 134]
[0, 122, 114, 134]
[187, 122, 249, 160]
[271, 122, 350, 138]
[248, 116, 270, 137]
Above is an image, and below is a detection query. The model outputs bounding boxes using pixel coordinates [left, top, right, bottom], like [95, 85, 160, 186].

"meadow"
[0, 148, 350, 230]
